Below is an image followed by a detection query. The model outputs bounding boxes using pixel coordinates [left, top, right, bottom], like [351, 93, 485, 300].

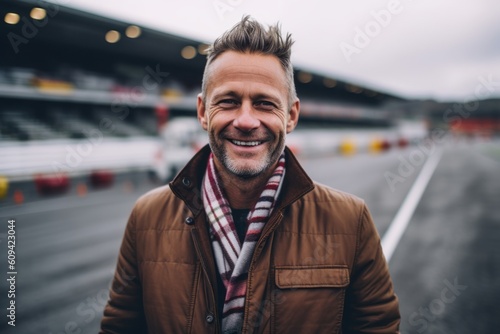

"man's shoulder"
[302, 182, 368, 228]
[132, 184, 178, 212]
[127, 184, 189, 231]
[306, 181, 365, 208]
[282, 181, 369, 236]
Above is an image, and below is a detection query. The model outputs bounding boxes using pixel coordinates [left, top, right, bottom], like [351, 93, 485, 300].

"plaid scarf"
[202, 152, 285, 333]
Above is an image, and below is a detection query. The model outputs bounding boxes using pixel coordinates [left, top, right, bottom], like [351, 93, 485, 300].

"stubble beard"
[208, 129, 285, 179]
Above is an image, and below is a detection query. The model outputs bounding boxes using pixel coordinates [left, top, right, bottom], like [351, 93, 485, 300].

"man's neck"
[214, 161, 276, 210]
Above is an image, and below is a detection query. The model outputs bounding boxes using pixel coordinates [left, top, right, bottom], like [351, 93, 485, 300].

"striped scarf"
[202, 152, 285, 333]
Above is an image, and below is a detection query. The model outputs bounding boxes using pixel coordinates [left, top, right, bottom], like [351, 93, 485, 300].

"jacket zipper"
[191, 228, 221, 333]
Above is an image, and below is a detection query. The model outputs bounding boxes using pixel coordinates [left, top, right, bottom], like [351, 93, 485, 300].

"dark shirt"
[231, 208, 250, 243]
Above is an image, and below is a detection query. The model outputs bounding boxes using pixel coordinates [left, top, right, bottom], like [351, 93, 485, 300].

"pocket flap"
[275, 266, 350, 289]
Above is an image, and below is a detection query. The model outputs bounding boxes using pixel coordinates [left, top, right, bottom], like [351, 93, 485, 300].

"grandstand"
[1, 0, 407, 143]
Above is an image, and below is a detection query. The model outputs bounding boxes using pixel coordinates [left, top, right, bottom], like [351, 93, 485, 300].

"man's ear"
[286, 99, 300, 133]
[197, 93, 208, 131]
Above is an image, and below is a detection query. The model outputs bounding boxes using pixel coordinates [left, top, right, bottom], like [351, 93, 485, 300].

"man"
[101, 16, 400, 333]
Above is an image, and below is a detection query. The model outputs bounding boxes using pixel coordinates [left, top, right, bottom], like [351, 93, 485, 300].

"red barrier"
[34, 173, 70, 195]
[397, 137, 409, 148]
[380, 139, 391, 151]
[90, 170, 114, 188]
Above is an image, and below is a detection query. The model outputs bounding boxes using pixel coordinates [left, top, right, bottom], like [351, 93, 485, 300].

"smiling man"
[198, 48, 299, 208]
[101, 16, 400, 333]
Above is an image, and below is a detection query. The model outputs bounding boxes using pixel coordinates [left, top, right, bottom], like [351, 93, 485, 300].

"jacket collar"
[169, 144, 315, 216]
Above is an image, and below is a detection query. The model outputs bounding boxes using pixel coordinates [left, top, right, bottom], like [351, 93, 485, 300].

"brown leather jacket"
[100, 145, 400, 333]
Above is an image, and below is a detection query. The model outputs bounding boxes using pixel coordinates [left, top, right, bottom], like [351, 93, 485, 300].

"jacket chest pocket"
[271, 265, 349, 334]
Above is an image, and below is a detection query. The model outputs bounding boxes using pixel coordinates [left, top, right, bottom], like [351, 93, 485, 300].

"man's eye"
[218, 99, 239, 108]
[255, 101, 275, 110]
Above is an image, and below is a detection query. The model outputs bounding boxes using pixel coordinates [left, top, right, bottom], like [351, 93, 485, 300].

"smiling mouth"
[230, 139, 263, 147]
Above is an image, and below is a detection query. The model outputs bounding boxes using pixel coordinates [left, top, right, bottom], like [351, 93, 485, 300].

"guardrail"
[0, 137, 159, 181]
[286, 128, 414, 157]
[0, 129, 421, 203]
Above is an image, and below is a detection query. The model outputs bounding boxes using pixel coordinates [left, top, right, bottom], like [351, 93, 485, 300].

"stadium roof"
[2, 0, 405, 106]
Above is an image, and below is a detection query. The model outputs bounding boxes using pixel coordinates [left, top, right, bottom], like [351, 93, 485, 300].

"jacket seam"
[276, 230, 356, 236]
[276, 283, 348, 288]
[335, 282, 347, 331]
[138, 260, 198, 265]
[352, 202, 367, 279]
[130, 208, 140, 283]
[275, 266, 350, 288]
[135, 228, 190, 232]
[301, 198, 353, 203]
[186, 262, 201, 333]
[275, 264, 348, 269]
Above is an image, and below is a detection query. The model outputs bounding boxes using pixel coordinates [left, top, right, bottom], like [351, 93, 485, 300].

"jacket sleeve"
[100, 207, 148, 333]
[342, 204, 400, 333]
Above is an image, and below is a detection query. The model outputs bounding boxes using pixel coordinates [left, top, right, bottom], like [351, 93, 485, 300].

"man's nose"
[233, 102, 260, 132]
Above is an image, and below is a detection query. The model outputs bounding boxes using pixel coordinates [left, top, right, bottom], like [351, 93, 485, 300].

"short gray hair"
[201, 15, 297, 109]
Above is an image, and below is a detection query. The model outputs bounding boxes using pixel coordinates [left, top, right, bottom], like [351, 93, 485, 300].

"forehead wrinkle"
[215, 64, 286, 88]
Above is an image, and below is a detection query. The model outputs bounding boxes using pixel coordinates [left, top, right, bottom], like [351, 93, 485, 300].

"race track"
[1, 139, 499, 333]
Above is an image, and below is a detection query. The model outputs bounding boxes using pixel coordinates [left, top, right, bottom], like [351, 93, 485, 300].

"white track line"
[382, 147, 443, 262]
[0, 194, 128, 217]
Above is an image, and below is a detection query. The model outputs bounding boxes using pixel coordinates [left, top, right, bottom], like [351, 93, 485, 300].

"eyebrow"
[212, 90, 241, 102]
[212, 90, 283, 107]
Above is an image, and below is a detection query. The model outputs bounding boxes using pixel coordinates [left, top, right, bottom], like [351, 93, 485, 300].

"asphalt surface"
[0, 139, 499, 333]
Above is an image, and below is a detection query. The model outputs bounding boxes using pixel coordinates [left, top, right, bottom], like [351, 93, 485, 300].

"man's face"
[197, 51, 299, 179]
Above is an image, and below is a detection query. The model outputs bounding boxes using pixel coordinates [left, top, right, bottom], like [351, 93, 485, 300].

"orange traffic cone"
[77, 183, 87, 197]
[13, 190, 24, 205]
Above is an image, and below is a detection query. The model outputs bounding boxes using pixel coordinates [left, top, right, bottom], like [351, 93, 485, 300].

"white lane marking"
[0, 194, 132, 217]
[382, 147, 443, 262]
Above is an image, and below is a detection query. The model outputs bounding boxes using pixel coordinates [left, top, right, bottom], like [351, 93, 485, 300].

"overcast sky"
[52, 0, 500, 102]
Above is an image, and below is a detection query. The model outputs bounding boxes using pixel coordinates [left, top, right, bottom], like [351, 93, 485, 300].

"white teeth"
[231, 140, 262, 147]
